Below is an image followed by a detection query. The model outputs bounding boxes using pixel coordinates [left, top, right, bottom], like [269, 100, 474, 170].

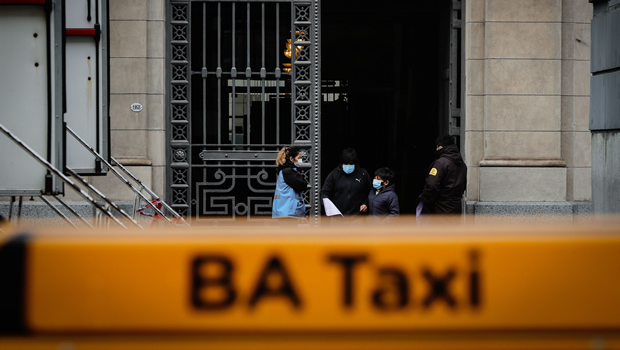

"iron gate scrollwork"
[166, 0, 321, 223]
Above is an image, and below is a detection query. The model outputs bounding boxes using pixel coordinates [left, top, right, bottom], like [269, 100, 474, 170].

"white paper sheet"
[323, 198, 343, 217]
[416, 201, 424, 219]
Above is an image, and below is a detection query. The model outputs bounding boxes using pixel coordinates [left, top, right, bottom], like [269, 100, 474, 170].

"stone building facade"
[37, 0, 596, 221]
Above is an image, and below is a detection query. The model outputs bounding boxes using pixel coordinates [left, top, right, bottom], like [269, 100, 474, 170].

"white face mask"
[295, 159, 303, 166]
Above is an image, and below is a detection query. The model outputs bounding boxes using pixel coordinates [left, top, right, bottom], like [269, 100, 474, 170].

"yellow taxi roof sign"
[0, 222, 619, 335]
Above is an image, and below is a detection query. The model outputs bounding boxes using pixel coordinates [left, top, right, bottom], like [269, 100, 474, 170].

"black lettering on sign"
[469, 250, 481, 307]
[422, 268, 457, 309]
[191, 256, 236, 310]
[328, 254, 368, 308]
[372, 267, 409, 310]
[249, 256, 302, 309]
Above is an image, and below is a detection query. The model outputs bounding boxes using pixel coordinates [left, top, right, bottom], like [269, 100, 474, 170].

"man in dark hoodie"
[320, 148, 372, 216]
[419, 135, 467, 214]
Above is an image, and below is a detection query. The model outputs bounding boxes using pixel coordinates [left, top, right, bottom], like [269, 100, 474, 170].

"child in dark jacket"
[368, 167, 400, 218]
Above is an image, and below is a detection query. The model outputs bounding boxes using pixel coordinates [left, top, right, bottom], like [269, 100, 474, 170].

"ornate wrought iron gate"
[166, 0, 321, 223]
[448, 0, 463, 146]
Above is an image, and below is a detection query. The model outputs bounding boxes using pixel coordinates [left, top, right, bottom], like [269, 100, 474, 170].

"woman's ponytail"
[276, 147, 288, 166]
[276, 146, 301, 166]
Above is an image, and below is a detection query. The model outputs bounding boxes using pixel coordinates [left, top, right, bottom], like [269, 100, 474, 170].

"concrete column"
[145, 0, 166, 197]
[480, 0, 565, 202]
[464, 0, 592, 216]
[561, 0, 593, 202]
[464, 0, 485, 201]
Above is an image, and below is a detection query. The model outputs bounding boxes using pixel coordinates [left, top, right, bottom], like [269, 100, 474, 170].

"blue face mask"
[342, 165, 355, 174]
[372, 179, 383, 190]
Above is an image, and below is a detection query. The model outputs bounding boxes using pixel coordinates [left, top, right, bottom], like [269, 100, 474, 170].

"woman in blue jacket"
[272, 146, 308, 218]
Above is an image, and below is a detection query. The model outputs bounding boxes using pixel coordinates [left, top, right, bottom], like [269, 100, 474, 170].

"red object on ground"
[136, 199, 184, 227]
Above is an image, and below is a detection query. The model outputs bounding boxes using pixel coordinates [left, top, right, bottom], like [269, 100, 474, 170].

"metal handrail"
[53, 195, 94, 228]
[65, 126, 182, 226]
[0, 123, 126, 228]
[111, 157, 190, 226]
[65, 167, 142, 229]
[40, 196, 78, 229]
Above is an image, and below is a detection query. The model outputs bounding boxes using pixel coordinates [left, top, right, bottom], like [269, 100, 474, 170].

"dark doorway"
[321, 1, 450, 214]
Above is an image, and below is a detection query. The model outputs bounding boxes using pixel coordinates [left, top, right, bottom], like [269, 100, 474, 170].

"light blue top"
[272, 170, 306, 217]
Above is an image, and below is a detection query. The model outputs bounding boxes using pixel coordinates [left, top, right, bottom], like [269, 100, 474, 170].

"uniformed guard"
[418, 135, 467, 215]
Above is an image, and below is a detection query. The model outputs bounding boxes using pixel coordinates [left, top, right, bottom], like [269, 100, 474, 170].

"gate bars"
[449, 0, 463, 143]
[167, 0, 321, 222]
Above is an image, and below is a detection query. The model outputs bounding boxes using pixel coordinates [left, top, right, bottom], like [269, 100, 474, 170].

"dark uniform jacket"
[419, 145, 467, 214]
[276, 160, 308, 193]
[368, 184, 400, 217]
[320, 165, 372, 215]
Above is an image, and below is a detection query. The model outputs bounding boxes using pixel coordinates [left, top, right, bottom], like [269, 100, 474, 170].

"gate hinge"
[45, 173, 53, 195]
[94, 23, 101, 43]
[450, 109, 461, 136]
[450, 124, 461, 136]
[45, 0, 52, 14]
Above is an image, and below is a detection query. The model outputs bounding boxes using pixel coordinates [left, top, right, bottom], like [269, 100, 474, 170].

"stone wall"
[561, 0, 593, 202]
[60, 0, 595, 214]
[64, 0, 167, 201]
[464, 0, 592, 210]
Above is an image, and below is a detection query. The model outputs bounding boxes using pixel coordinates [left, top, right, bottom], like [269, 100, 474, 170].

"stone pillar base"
[466, 201, 592, 223]
[479, 167, 567, 202]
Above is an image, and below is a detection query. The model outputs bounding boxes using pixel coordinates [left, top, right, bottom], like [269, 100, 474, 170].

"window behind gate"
[166, 1, 321, 224]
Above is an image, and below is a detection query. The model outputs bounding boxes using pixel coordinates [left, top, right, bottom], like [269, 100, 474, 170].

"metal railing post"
[0, 123, 127, 228]
[40, 196, 78, 229]
[64, 168, 142, 229]
[53, 195, 94, 228]
[65, 126, 186, 226]
[111, 157, 190, 226]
